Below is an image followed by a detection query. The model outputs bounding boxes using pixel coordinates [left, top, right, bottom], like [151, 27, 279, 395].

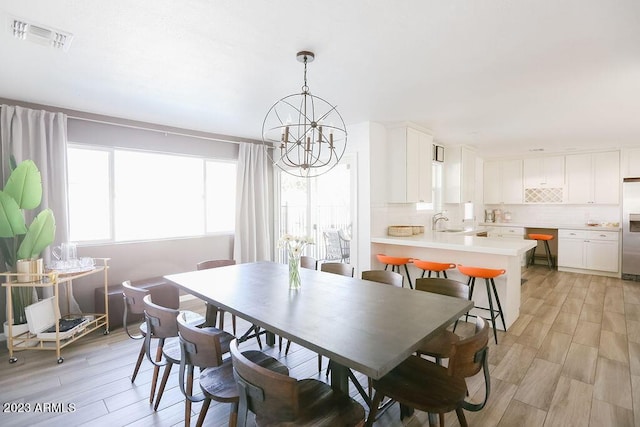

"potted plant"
[0, 158, 56, 336]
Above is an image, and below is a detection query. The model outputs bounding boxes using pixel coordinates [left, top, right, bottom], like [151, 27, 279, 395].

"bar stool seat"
[527, 233, 555, 269]
[457, 265, 506, 344]
[376, 254, 413, 289]
[412, 260, 456, 279]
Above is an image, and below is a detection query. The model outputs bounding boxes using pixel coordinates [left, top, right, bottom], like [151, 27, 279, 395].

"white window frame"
[67, 143, 237, 243]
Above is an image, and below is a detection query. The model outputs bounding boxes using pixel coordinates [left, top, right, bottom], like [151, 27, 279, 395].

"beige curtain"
[234, 143, 273, 262]
[0, 105, 77, 324]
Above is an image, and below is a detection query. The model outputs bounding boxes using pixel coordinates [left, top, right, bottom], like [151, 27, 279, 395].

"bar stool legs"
[459, 265, 506, 344]
[527, 234, 555, 270]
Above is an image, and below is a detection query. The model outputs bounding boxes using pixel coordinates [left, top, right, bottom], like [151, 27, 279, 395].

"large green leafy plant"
[0, 159, 56, 325]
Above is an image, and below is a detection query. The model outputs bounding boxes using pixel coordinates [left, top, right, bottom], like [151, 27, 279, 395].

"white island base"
[372, 234, 536, 331]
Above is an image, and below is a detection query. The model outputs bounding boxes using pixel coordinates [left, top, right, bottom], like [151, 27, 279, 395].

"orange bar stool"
[412, 260, 456, 279]
[527, 233, 555, 270]
[376, 254, 413, 289]
[457, 265, 506, 344]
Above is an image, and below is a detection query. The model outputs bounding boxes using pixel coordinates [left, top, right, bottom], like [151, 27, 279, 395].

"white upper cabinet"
[565, 151, 619, 204]
[387, 126, 433, 203]
[444, 146, 476, 203]
[523, 156, 565, 188]
[484, 159, 523, 204]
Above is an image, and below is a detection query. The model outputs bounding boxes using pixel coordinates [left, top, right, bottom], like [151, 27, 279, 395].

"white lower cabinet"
[558, 229, 619, 273]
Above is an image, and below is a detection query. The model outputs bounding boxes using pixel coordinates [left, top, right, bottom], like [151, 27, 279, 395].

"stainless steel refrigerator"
[622, 178, 640, 279]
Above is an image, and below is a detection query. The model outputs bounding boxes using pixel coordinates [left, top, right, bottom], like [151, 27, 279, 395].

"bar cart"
[2, 258, 110, 364]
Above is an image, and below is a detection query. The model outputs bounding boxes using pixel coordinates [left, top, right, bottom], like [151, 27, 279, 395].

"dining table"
[164, 261, 473, 404]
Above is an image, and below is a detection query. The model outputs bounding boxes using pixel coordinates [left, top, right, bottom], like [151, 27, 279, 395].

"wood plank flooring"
[0, 265, 638, 426]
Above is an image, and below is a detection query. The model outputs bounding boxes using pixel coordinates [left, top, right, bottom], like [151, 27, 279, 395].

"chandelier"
[262, 51, 347, 178]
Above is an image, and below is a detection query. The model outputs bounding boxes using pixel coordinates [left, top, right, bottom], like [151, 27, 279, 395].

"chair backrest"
[196, 259, 236, 270]
[122, 280, 150, 339]
[230, 339, 299, 423]
[122, 280, 149, 315]
[338, 229, 350, 258]
[143, 294, 179, 339]
[300, 255, 318, 270]
[451, 317, 491, 412]
[449, 316, 489, 378]
[361, 270, 403, 287]
[322, 229, 344, 261]
[320, 262, 354, 277]
[415, 277, 469, 300]
[177, 313, 224, 369]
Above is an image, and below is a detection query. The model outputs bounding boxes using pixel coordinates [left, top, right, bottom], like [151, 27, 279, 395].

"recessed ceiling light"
[9, 17, 73, 52]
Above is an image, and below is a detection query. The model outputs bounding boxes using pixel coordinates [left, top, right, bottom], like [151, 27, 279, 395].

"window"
[68, 145, 236, 242]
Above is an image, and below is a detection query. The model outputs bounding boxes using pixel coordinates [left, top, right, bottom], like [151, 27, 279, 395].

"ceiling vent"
[10, 17, 73, 51]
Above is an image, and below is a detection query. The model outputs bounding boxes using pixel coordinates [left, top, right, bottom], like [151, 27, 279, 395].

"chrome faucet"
[432, 212, 449, 230]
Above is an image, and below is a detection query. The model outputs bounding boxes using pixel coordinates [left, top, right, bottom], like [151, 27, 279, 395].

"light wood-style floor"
[0, 265, 638, 427]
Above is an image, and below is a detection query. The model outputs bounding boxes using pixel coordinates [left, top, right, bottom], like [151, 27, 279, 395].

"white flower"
[279, 234, 314, 256]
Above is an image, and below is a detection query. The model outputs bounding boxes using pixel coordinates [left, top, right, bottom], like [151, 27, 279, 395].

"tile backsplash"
[483, 204, 621, 226]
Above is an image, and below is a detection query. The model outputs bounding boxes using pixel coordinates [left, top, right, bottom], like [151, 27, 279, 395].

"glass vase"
[288, 252, 302, 290]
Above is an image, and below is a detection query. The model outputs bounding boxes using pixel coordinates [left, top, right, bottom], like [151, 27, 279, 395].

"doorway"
[277, 154, 356, 266]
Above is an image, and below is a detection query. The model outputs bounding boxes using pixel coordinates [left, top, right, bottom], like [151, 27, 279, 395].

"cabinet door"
[593, 151, 620, 204]
[417, 130, 432, 203]
[544, 156, 565, 187]
[444, 146, 461, 204]
[461, 147, 476, 202]
[483, 161, 501, 204]
[565, 153, 592, 203]
[558, 238, 585, 268]
[502, 159, 523, 204]
[523, 158, 543, 188]
[585, 239, 618, 272]
[405, 128, 421, 203]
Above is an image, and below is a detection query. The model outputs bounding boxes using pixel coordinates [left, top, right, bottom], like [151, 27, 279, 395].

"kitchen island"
[371, 232, 536, 330]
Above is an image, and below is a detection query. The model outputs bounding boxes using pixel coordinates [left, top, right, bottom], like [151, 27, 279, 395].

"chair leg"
[219, 310, 225, 331]
[131, 341, 145, 382]
[285, 339, 292, 354]
[318, 354, 323, 373]
[149, 344, 163, 404]
[456, 407, 468, 427]
[365, 392, 384, 427]
[232, 314, 237, 335]
[154, 362, 173, 410]
[185, 368, 193, 427]
[443, 270, 448, 278]
[195, 398, 211, 427]
[465, 277, 475, 323]
[228, 401, 238, 427]
[439, 412, 445, 427]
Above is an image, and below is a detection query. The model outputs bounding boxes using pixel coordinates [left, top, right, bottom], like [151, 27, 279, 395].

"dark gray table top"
[165, 261, 472, 379]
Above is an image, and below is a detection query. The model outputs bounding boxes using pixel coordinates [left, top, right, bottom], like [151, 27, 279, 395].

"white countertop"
[479, 222, 621, 232]
[371, 231, 536, 257]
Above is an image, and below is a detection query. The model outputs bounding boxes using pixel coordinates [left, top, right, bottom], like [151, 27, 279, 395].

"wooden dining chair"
[361, 270, 403, 287]
[230, 339, 366, 426]
[320, 262, 354, 277]
[414, 277, 471, 364]
[300, 255, 318, 270]
[365, 317, 491, 427]
[143, 295, 219, 410]
[196, 259, 237, 334]
[122, 281, 150, 383]
[176, 315, 287, 427]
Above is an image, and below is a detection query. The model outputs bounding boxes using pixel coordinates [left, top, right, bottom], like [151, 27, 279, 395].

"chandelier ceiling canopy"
[262, 51, 347, 178]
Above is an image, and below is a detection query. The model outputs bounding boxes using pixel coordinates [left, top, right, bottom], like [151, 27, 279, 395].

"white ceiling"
[1, 0, 639, 158]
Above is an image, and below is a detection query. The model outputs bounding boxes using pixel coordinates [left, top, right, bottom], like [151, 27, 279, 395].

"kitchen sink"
[437, 229, 465, 233]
